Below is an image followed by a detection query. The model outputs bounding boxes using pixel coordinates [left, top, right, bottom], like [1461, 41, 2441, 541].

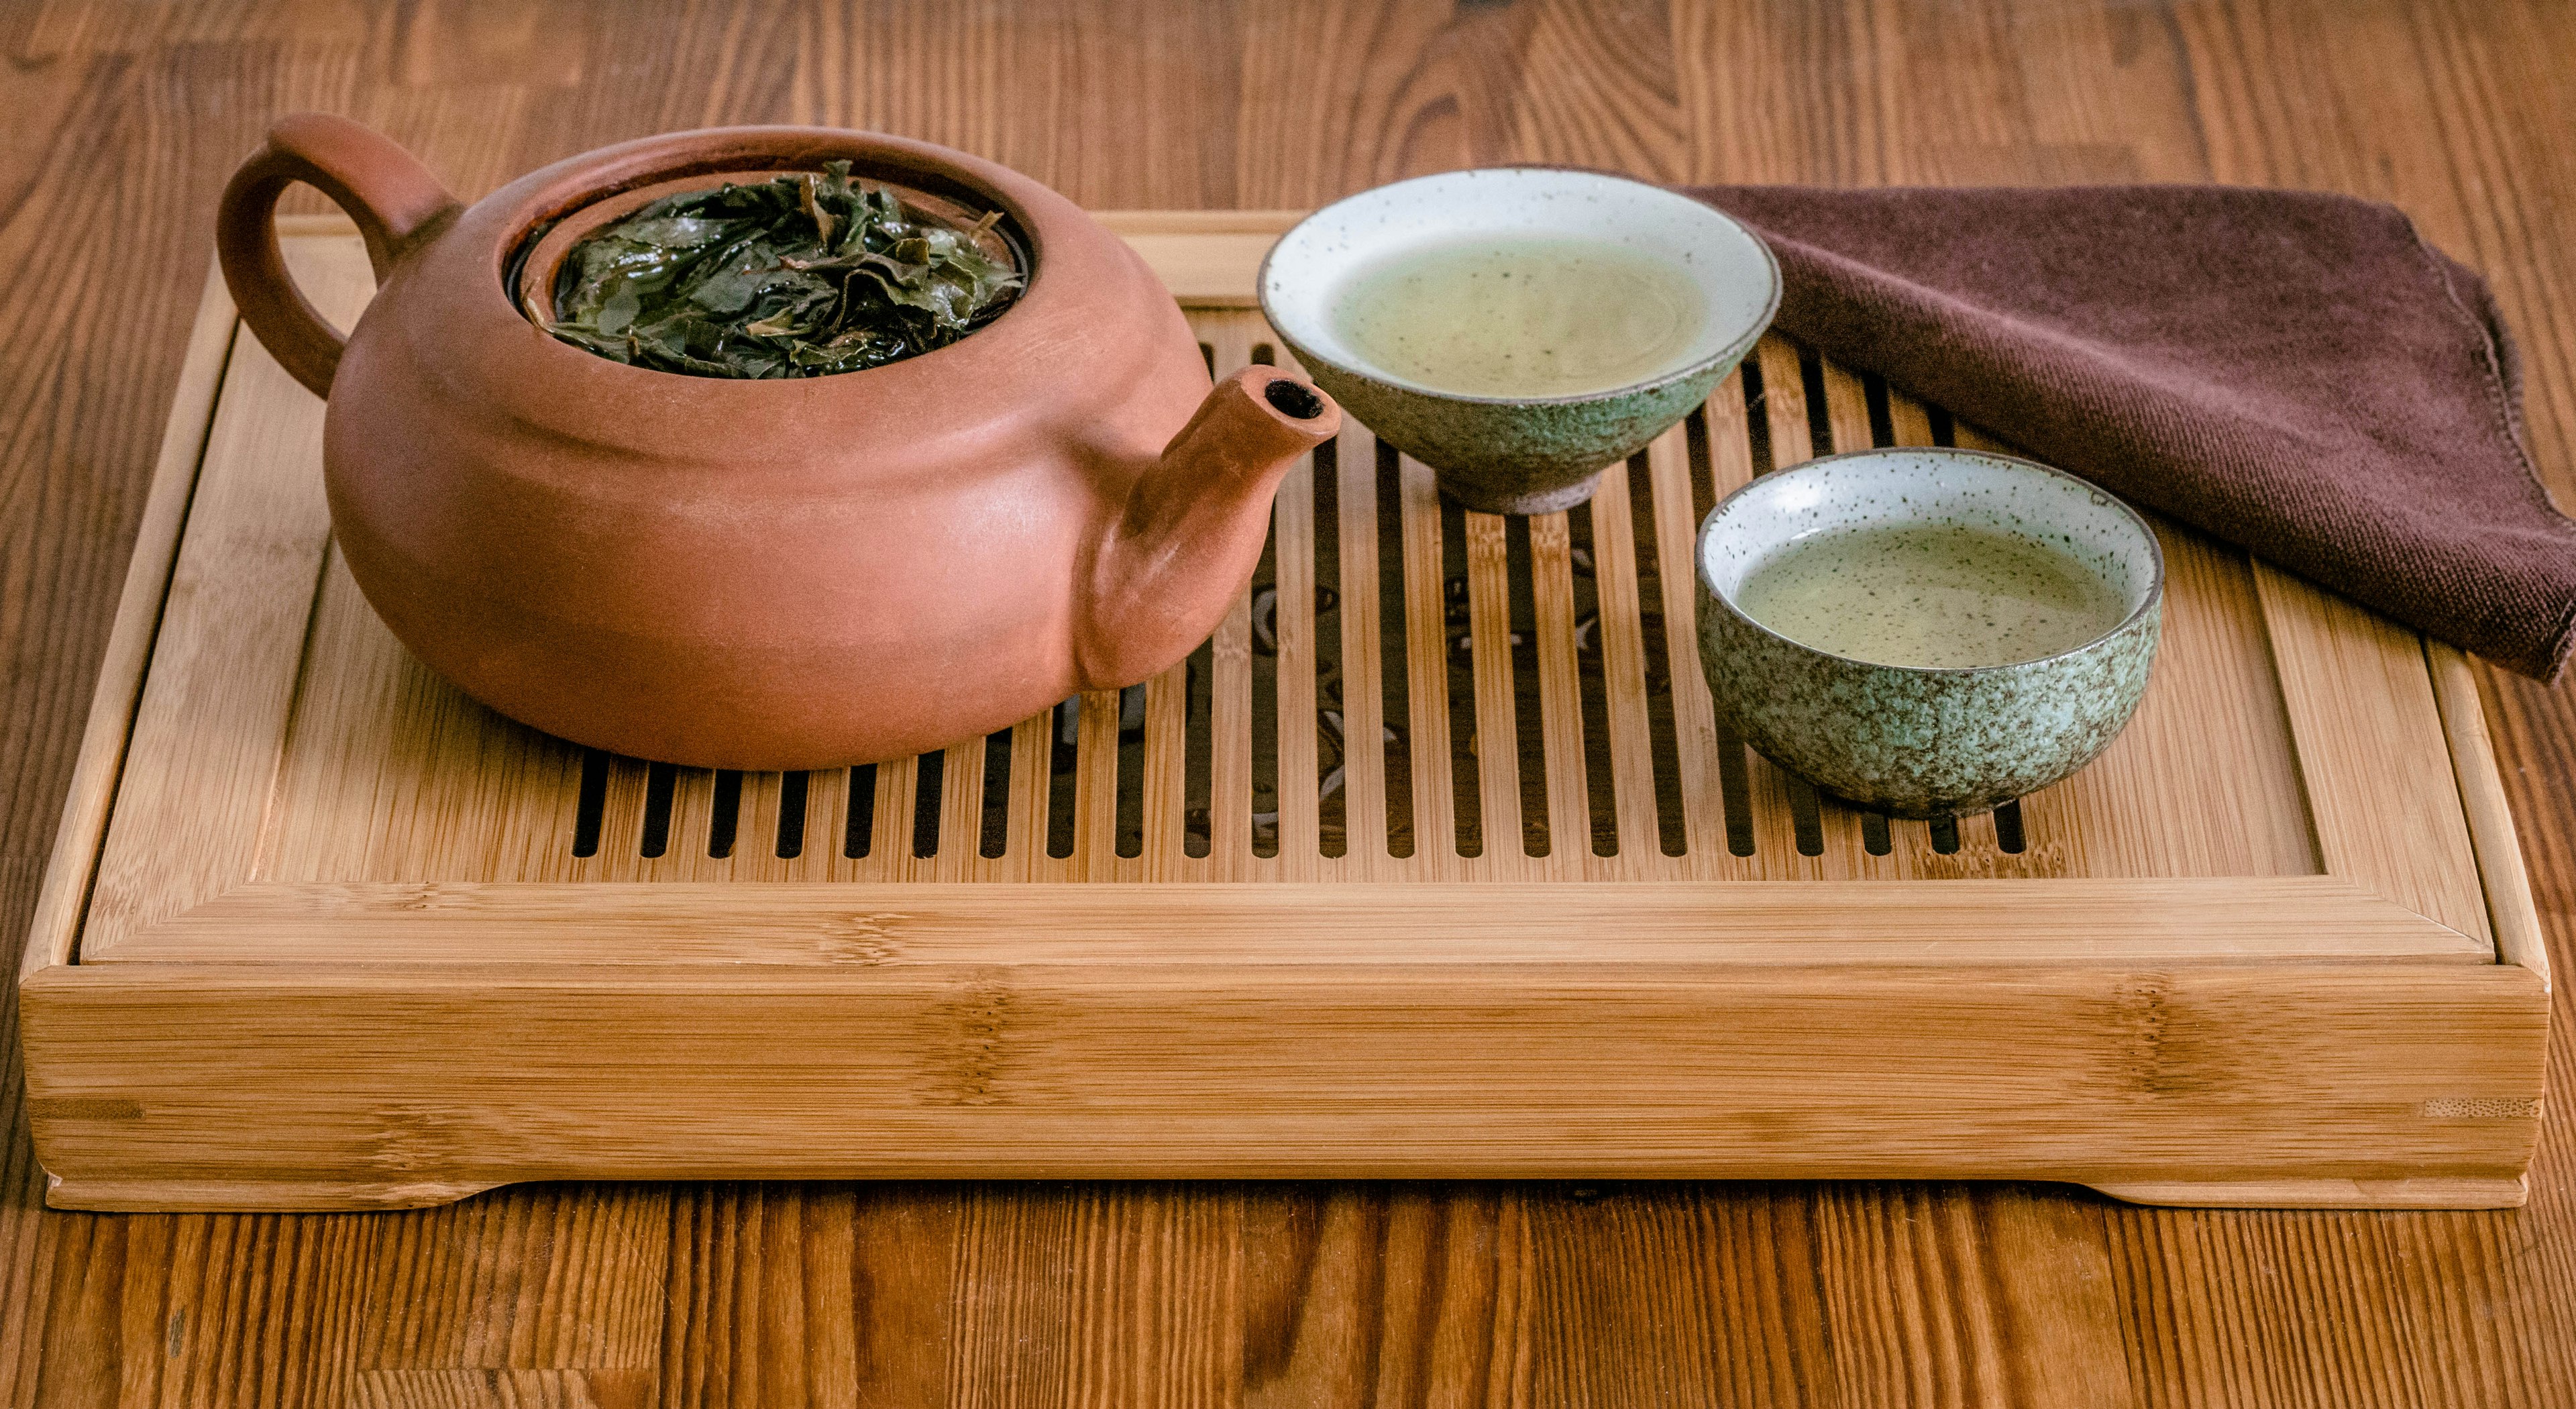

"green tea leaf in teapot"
[541, 162, 1024, 378]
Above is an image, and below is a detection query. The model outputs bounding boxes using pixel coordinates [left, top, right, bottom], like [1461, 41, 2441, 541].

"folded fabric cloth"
[1688, 184, 2576, 680]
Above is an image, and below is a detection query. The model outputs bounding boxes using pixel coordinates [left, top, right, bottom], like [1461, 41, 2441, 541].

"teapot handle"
[215, 113, 460, 397]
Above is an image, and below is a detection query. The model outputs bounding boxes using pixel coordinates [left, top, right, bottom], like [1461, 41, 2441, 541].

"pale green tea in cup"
[1733, 521, 2130, 670]
[1331, 236, 1709, 399]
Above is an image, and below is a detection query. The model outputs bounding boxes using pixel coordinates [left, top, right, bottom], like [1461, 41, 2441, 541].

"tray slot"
[973, 731, 1010, 860]
[1309, 436, 1350, 862]
[773, 770, 808, 859]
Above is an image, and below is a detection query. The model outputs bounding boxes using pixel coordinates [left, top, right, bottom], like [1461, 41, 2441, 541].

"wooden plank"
[1203, 315, 1260, 878]
[1397, 455, 1459, 873]
[1462, 511, 1527, 875]
[1006, 711, 1053, 882]
[2428, 645, 2546, 978]
[1073, 689, 1122, 880]
[1093, 209, 1299, 307]
[1680, 374, 1757, 872]
[2254, 564, 2492, 941]
[1947, 422, 2318, 882]
[21, 259, 237, 978]
[1524, 511, 1598, 873]
[100, 878, 2482, 967]
[76, 238, 376, 957]
[21, 957, 2543, 1210]
[1330, 420, 1389, 872]
[1142, 659, 1189, 878]
[1271, 446, 1322, 873]
[1208, 578, 1256, 876]
[1580, 458, 1668, 874]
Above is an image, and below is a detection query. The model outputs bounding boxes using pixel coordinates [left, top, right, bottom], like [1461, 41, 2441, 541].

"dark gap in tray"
[1929, 812, 1962, 854]
[1251, 344, 1275, 366]
[1792, 360, 1835, 852]
[1503, 514, 1550, 857]
[775, 770, 808, 859]
[1438, 493, 1483, 857]
[1566, 501, 1619, 857]
[1046, 696, 1079, 859]
[1311, 436, 1346, 858]
[1114, 682, 1146, 858]
[1250, 491, 1282, 859]
[844, 762, 877, 857]
[1375, 439, 1415, 858]
[1929, 404, 1957, 446]
[979, 728, 1012, 858]
[1622, 452, 1689, 857]
[1799, 346, 1834, 458]
[1684, 404, 1719, 523]
[1198, 342, 1214, 378]
[708, 769, 743, 858]
[1787, 774, 1825, 856]
[639, 761, 678, 858]
[911, 749, 943, 858]
[1740, 352, 1775, 478]
[1864, 372, 1896, 448]
[1862, 810, 1892, 856]
[1716, 724, 1758, 856]
[572, 748, 609, 857]
[1993, 798, 2028, 854]
[1183, 642, 1214, 857]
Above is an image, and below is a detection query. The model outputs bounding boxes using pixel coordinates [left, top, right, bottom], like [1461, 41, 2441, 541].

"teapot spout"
[1075, 366, 1342, 690]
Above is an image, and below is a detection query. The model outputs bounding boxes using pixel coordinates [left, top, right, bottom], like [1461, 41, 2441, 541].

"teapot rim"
[478, 126, 1049, 393]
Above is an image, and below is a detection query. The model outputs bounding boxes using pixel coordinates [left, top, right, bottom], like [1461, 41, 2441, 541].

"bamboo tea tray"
[19, 213, 2549, 1212]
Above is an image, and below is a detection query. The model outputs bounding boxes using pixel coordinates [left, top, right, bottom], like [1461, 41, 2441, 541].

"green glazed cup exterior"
[1277, 343, 1739, 515]
[1694, 448, 2165, 819]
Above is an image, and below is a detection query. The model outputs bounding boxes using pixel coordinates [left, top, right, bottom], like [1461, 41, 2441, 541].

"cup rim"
[1256, 166, 1783, 407]
[1695, 446, 2168, 676]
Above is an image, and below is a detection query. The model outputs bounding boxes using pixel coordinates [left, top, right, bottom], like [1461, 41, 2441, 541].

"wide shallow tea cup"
[1260, 168, 1780, 515]
[1695, 447, 2165, 818]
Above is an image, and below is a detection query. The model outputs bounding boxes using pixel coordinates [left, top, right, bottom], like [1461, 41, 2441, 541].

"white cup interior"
[1700, 450, 2163, 643]
[1260, 168, 1779, 399]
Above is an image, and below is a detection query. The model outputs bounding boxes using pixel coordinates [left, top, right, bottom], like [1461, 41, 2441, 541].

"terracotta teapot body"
[217, 115, 1337, 768]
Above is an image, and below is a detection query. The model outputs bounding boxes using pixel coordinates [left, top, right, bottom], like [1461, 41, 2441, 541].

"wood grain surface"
[3, 1, 2573, 1404]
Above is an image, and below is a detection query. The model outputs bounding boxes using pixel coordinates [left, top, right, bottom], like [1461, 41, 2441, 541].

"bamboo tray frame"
[17, 213, 2548, 1212]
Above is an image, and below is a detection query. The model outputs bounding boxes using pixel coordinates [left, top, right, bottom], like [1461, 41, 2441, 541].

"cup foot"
[1433, 468, 1607, 517]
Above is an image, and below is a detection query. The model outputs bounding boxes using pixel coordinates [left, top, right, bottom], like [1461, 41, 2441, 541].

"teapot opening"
[502, 159, 1025, 378]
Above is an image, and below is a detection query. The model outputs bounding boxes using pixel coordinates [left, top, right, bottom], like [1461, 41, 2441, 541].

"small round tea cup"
[1695, 447, 2165, 818]
[1258, 168, 1780, 515]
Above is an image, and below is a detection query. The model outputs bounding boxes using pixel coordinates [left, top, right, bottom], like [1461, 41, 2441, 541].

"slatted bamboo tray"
[18, 213, 2549, 1212]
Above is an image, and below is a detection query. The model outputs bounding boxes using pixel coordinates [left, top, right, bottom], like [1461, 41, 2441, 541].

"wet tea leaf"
[541, 161, 1024, 378]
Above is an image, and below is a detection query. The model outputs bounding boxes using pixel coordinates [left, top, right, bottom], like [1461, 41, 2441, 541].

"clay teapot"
[217, 114, 1339, 769]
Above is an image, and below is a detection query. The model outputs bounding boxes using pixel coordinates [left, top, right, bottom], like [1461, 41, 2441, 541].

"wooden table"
[2, 2, 2569, 1403]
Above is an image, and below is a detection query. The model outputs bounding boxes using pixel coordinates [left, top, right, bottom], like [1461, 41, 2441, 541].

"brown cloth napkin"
[1688, 184, 2576, 680]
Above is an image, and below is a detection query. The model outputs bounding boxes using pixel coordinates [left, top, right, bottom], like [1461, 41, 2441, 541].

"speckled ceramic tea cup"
[1695, 448, 2165, 818]
[1259, 168, 1780, 515]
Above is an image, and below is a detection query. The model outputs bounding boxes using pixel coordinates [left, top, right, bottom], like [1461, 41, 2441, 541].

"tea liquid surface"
[1332, 237, 1705, 398]
[1736, 521, 2128, 668]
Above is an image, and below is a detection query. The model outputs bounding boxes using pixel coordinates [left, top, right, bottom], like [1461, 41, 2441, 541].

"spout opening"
[1263, 378, 1326, 420]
